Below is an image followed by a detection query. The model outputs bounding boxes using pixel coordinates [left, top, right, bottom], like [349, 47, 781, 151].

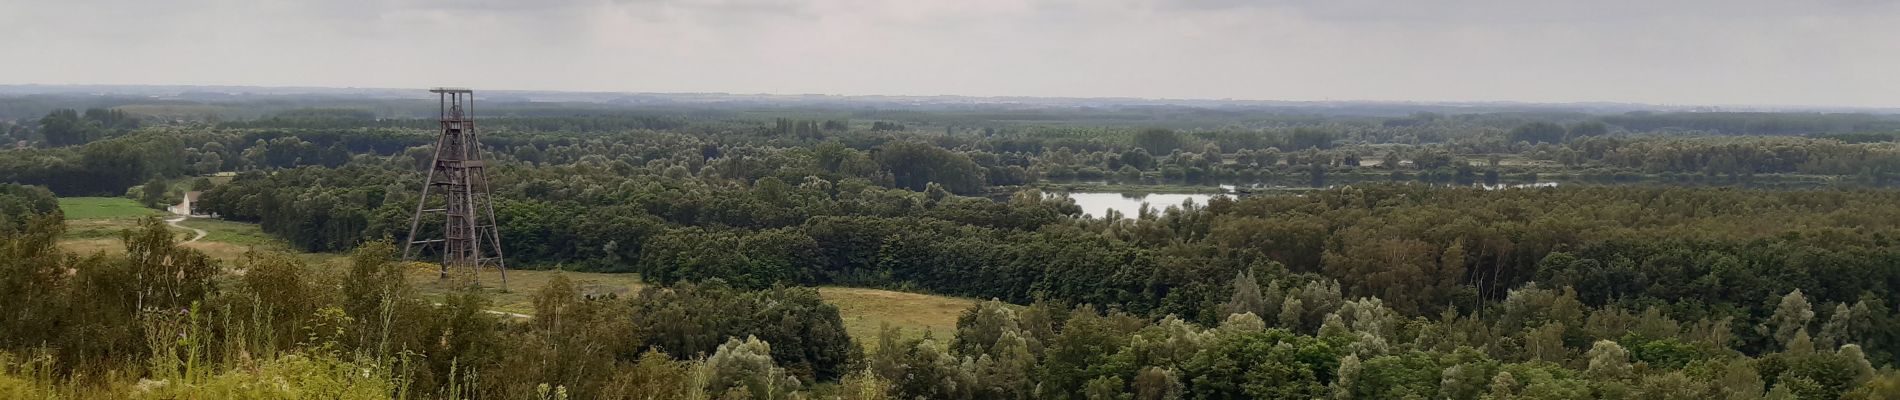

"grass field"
[113, 104, 242, 119]
[186, 218, 286, 248]
[58, 197, 162, 220]
[58, 222, 271, 260]
[50, 204, 982, 348]
[64, 218, 154, 239]
[406, 267, 648, 315]
[57, 197, 175, 256]
[819, 287, 978, 348]
[55, 196, 293, 261]
[399, 268, 979, 348]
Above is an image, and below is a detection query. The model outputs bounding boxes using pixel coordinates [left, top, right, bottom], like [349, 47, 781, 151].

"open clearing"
[58, 196, 303, 261]
[405, 267, 649, 315]
[58, 216, 288, 262]
[819, 287, 978, 347]
[57, 197, 182, 256]
[403, 267, 979, 348]
[54, 207, 979, 348]
[58, 197, 162, 220]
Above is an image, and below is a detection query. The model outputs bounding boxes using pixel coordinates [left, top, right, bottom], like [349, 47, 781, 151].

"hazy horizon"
[6, 0, 1898, 108]
[10, 83, 1898, 113]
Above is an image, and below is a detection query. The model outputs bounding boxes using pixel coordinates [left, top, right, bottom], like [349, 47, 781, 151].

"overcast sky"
[4, 0, 1897, 107]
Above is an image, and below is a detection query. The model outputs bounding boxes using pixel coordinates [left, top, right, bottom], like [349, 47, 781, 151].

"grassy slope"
[58, 197, 162, 220]
[53, 199, 978, 347]
[404, 266, 648, 315]
[400, 267, 977, 348]
[57, 197, 167, 255]
[57, 197, 292, 261]
[819, 287, 976, 347]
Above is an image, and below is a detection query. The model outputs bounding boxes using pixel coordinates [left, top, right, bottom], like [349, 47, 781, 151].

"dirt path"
[429, 301, 531, 319]
[165, 216, 208, 243]
[486, 310, 532, 319]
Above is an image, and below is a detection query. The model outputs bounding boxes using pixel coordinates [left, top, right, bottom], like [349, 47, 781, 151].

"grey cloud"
[1160, 0, 1899, 24]
[0, 0, 1894, 107]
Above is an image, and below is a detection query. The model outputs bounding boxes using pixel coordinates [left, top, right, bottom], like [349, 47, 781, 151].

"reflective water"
[1051, 181, 1562, 219]
[1061, 192, 1224, 219]
[1478, 182, 1559, 190]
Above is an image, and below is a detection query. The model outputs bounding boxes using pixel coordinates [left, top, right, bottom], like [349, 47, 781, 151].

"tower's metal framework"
[404, 88, 507, 288]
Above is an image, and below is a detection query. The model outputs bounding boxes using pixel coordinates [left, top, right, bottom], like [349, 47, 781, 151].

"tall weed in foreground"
[0, 350, 58, 399]
[130, 352, 395, 399]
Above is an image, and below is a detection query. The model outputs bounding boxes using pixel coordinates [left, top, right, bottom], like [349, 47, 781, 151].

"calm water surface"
[1061, 192, 1225, 219]
[1055, 182, 1560, 219]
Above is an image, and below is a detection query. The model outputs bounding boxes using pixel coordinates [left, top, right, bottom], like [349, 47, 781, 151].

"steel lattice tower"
[404, 88, 507, 288]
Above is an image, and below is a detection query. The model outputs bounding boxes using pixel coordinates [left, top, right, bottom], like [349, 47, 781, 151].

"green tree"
[1133, 128, 1184, 154]
[632, 283, 852, 382]
[952, 299, 1031, 357]
[1181, 328, 1343, 399]
[872, 325, 977, 400]
[1567, 121, 1608, 138]
[875, 141, 985, 194]
[1286, 128, 1338, 150]
[705, 336, 803, 400]
[138, 178, 169, 208]
[1584, 340, 1633, 381]
[1133, 366, 1184, 400]
[1121, 148, 1156, 171]
[339, 240, 411, 352]
[1818, 300, 1873, 350]
[1041, 306, 1140, 399]
[1218, 269, 1267, 318]
[1509, 122, 1567, 144]
[39, 109, 98, 147]
[0, 184, 58, 233]
[1766, 289, 1816, 351]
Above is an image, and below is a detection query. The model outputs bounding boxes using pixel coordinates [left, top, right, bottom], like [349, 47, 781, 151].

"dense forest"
[5, 95, 1900, 398]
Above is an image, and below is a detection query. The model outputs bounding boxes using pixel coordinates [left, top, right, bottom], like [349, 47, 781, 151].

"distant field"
[56, 238, 126, 256]
[57, 197, 172, 255]
[185, 218, 284, 247]
[401, 268, 979, 348]
[64, 218, 149, 240]
[58, 197, 161, 220]
[50, 206, 981, 349]
[55, 203, 291, 261]
[820, 287, 978, 350]
[114, 104, 241, 119]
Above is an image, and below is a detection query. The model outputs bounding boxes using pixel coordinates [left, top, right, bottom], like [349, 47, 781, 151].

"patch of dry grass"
[65, 220, 190, 241]
[57, 197, 161, 220]
[59, 217, 290, 263]
[63, 219, 143, 240]
[113, 104, 240, 119]
[181, 219, 286, 248]
[57, 238, 125, 256]
[819, 287, 978, 349]
[59, 233, 267, 262]
[57, 212, 983, 349]
[181, 241, 261, 261]
[397, 268, 982, 349]
[406, 267, 647, 315]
